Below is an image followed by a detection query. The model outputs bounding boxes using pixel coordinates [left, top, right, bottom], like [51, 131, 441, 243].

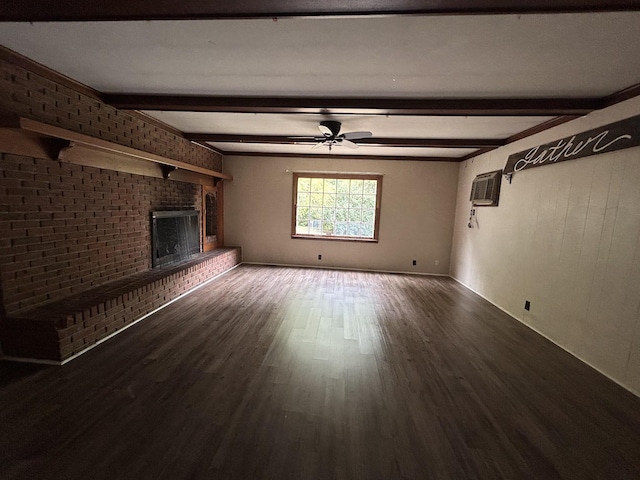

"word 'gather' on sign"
[504, 115, 640, 175]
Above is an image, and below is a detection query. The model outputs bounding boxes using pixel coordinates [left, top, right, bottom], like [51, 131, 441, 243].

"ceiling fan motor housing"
[320, 120, 342, 138]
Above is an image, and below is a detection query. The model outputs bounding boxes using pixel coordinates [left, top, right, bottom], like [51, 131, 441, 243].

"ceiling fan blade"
[340, 139, 359, 149]
[342, 131, 373, 140]
[311, 141, 325, 150]
[318, 124, 333, 137]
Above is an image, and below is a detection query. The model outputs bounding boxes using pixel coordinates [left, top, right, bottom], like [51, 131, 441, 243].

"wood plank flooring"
[1, 264, 640, 480]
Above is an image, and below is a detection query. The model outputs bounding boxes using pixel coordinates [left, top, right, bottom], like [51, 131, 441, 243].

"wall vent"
[470, 170, 502, 206]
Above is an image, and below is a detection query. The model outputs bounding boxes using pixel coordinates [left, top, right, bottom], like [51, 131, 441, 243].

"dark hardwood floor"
[1, 264, 640, 480]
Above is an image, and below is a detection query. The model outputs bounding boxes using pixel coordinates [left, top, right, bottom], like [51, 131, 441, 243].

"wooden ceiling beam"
[105, 95, 601, 116]
[184, 133, 504, 149]
[458, 115, 581, 161]
[220, 151, 462, 162]
[2, 0, 639, 21]
[601, 82, 640, 108]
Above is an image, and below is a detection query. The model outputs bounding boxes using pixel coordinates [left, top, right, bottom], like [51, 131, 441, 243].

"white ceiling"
[144, 112, 554, 138]
[1, 12, 639, 159]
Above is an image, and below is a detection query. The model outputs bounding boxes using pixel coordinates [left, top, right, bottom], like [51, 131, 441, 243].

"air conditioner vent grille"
[470, 170, 502, 206]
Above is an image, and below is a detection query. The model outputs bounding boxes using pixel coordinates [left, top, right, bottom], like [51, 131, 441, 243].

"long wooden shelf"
[1, 116, 232, 181]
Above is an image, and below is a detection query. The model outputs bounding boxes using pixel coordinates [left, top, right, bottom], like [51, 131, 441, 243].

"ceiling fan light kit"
[314, 120, 373, 151]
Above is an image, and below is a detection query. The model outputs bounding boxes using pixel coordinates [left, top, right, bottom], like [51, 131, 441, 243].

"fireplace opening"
[151, 210, 200, 268]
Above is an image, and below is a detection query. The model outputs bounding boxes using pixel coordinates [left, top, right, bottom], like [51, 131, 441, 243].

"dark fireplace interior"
[152, 210, 201, 268]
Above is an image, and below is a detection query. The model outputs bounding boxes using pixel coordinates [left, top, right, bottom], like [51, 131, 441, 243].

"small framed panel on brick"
[202, 182, 224, 251]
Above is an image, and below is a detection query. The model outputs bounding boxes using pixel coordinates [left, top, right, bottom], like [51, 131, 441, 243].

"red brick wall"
[0, 53, 223, 172]
[0, 49, 233, 357]
[0, 152, 202, 315]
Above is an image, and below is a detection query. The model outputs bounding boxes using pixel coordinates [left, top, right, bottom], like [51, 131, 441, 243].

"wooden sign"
[504, 114, 640, 175]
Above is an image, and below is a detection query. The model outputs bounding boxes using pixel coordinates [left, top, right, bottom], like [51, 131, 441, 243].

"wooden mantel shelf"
[0, 116, 232, 182]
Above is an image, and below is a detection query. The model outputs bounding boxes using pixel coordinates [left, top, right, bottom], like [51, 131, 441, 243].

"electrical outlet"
[318, 254, 322, 260]
[435, 260, 439, 266]
[524, 300, 531, 311]
[412, 260, 417, 266]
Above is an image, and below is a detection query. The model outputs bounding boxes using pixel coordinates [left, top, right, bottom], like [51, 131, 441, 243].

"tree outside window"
[292, 173, 382, 242]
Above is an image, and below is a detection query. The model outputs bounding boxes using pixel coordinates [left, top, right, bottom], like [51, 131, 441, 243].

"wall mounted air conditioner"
[470, 169, 502, 206]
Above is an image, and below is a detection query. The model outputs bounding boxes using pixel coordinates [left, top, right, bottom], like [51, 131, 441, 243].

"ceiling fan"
[312, 121, 372, 150]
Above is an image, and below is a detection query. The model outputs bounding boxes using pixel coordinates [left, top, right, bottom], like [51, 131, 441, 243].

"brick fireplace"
[1, 154, 202, 316]
[0, 47, 240, 361]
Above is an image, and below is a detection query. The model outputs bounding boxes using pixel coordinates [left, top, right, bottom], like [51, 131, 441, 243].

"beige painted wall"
[450, 96, 640, 396]
[224, 156, 458, 275]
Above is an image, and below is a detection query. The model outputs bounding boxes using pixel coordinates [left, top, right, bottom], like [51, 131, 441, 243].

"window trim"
[291, 172, 383, 242]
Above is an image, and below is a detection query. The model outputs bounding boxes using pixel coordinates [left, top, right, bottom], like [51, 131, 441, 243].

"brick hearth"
[2, 248, 241, 362]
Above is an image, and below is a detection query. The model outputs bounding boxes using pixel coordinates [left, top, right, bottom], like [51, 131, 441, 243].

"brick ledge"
[1, 247, 241, 362]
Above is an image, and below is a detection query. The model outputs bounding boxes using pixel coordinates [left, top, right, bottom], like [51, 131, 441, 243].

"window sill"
[291, 234, 378, 243]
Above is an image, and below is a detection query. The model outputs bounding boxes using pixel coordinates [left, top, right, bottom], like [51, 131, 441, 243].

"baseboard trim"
[2, 263, 241, 366]
[241, 261, 450, 277]
[450, 275, 640, 399]
[1, 356, 62, 366]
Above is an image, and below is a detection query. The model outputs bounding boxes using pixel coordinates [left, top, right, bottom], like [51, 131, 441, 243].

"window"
[292, 173, 382, 242]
